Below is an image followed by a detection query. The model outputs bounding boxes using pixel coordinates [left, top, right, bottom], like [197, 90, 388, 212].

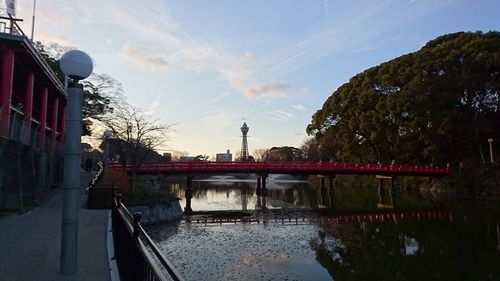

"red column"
[59, 106, 66, 144]
[50, 97, 59, 151]
[23, 72, 34, 144]
[38, 87, 48, 150]
[0, 49, 15, 137]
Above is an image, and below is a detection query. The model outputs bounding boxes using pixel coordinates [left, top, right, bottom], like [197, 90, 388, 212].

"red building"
[0, 16, 66, 210]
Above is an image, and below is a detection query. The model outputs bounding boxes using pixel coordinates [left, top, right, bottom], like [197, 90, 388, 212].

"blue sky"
[9, 0, 500, 158]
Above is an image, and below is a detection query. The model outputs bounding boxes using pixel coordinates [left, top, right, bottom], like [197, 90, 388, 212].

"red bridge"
[109, 161, 450, 177]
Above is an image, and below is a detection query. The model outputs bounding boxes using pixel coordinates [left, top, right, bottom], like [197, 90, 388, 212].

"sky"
[5, 0, 500, 158]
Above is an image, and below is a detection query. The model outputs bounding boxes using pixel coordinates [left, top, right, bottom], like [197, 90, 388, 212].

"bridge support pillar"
[261, 175, 268, 197]
[256, 177, 262, 196]
[319, 176, 325, 189]
[376, 175, 397, 209]
[329, 174, 335, 196]
[184, 176, 193, 214]
[378, 178, 385, 204]
[389, 177, 397, 208]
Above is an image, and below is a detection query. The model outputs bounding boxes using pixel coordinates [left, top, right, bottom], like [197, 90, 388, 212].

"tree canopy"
[307, 32, 500, 165]
[34, 42, 122, 135]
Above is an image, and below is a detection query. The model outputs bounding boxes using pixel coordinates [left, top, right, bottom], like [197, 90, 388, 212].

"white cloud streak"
[291, 104, 306, 111]
[266, 110, 294, 121]
[120, 43, 168, 70]
[144, 96, 163, 115]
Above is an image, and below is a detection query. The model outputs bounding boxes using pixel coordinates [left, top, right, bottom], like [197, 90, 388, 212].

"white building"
[216, 149, 232, 162]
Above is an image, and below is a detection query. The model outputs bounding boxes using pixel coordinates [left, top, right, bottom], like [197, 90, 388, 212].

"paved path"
[0, 171, 111, 281]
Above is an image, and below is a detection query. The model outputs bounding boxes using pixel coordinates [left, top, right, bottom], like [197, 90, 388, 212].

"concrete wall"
[0, 140, 63, 210]
[128, 200, 183, 225]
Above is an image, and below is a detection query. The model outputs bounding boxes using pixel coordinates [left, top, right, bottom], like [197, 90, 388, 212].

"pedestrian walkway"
[0, 171, 111, 281]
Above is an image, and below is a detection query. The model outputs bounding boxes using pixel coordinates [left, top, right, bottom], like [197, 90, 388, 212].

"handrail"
[109, 161, 451, 176]
[112, 194, 184, 281]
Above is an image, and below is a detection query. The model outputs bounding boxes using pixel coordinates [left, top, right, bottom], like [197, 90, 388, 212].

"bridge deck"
[110, 161, 450, 177]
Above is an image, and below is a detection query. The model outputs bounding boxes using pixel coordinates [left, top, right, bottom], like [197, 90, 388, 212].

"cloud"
[291, 104, 306, 111]
[244, 83, 292, 99]
[184, 59, 203, 73]
[17, 1, 74, 26]
[120, 43, 168, 70]
[201, 110, 242, 129]
[144, 96, 163, 115]
[209, 91, 231, 103]
[266, 110, 294, 121]
[34, 31, 76, 47]
[221, 53, 295, 100]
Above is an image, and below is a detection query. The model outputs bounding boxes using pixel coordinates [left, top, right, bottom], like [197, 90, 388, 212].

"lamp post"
[103, 129, 113, 177]
[59, 50, 93, 275]
[488, 138, 494, 164]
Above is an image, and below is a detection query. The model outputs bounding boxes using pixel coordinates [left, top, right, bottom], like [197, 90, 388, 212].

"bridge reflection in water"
[150, 176, 500, 281]
[166, 174, 425, 214]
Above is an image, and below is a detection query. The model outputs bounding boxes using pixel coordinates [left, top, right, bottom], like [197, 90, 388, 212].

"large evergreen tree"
[307, 32, 500, 165]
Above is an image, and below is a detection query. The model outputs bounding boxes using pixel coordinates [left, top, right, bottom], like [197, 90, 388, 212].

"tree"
[82, 74, 125, 135]
[103, 104, 173, 190]
[34, 42, 122, 136]
[234, 151, 255, 162]
[307, 32, 500, 166]
[193, 155, 209, 161]
[253, 148, 269, 161]
[33, 41, 67, 82]
[266, 146, 303, 161]
[300, 138, 321, 161]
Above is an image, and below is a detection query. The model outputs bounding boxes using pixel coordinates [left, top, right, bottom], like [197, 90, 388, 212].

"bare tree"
[82, 73, 126, 135]
[253, 148, 269, 161]
[103, 104, 173, 190]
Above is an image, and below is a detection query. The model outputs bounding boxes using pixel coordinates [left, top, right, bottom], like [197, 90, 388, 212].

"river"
[146, 175, 500, 281]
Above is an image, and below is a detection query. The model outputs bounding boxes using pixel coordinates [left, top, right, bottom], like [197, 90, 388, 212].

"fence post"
[111, 184, 117, 207]
[133, 212, 142, 239]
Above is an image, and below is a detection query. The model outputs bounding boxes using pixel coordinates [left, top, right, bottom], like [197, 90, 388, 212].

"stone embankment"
[128, 199, 183, 225]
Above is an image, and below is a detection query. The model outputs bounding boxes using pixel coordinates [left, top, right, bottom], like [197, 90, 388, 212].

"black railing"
[112, 194, 184, 281]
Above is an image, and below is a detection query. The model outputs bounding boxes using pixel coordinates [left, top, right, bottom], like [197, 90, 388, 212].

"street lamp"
[103, 129, 113, 176]
[59, 50, 93, 275]
[488, 138, 494, 164]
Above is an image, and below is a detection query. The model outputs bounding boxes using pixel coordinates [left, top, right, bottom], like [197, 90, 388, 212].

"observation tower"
[240, 122, 249, 161]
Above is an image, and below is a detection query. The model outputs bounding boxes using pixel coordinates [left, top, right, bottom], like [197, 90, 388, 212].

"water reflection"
[152, 177, 500, 280]
[310, 212, 500, 281]
[167, 175, 317, 212]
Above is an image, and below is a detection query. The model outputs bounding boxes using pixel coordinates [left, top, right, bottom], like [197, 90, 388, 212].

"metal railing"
[110, 161, 451, 177]
[0, 15, 28, 38]
[112, 194, 184, 281]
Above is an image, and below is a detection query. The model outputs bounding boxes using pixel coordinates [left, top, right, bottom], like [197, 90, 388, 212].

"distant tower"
[240, 122, 249, 161]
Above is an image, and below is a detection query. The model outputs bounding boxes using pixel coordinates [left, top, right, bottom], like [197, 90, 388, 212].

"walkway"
[0, 171, 111, 281]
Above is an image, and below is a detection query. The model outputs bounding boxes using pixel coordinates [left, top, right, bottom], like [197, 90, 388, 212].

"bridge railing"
[110, 161, 450, 176]
[112, 194, 184, 281]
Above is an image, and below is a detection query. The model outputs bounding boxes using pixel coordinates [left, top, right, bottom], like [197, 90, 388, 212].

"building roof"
[0, 29, 66, 100]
